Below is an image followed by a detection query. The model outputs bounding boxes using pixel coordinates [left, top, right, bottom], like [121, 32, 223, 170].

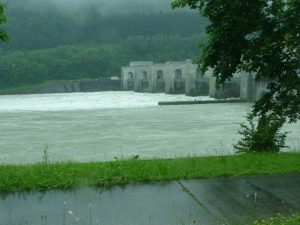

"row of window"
[128, 69, 183, 80]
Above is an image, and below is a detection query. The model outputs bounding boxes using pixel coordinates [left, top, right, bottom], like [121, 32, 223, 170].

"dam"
[121, 60, 268, 102]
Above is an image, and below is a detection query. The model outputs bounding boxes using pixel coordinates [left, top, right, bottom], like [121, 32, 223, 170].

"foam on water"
[0, 91, 213, 112]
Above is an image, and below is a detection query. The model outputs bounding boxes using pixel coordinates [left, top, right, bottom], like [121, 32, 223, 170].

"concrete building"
[121, 60, 211, 96]
[184, 62, 211, 96]
[209, 75, 241, 99]
[121, 66, 135, 91]
[164, 61, 187, 94]
[121, 60, 270, 101]
[151, 63, 168, 93]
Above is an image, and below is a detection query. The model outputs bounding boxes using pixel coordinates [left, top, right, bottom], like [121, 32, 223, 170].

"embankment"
[0, 79, 121, 95]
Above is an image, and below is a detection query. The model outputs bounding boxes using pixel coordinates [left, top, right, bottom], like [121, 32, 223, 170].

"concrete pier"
[209, 76, 241, 99]
[184, 62, 210, 96]
[165, 61, 187, 94]
[158, 99, 246, 106]
[240, 73, 269, 102]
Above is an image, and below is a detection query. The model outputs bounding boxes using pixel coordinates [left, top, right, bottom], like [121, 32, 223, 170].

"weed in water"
[63, 201, 67, 225]
[89, 203, 92, 225]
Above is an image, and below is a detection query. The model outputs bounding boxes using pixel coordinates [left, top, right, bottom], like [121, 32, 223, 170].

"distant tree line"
[0, 0, 208, 88]
[0, 35, 205, 87]
[2, 4, 208, 50]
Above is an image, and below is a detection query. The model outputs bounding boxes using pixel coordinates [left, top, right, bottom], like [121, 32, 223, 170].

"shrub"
[234, 114, 288, 154]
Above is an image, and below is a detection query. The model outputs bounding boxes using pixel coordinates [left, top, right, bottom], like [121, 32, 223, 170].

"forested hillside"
[0, 35, 205, 87]
[0, 0, 208, 88]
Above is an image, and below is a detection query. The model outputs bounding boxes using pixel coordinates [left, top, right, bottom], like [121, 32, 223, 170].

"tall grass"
[0, 152, 299, 193]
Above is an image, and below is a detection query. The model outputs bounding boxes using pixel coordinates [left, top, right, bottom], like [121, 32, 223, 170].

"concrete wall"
[122, 60, 213, 97]
[33, 81, 80, 94]
[240, 73, 269, 102]
[209, 75, 241, 99]
[184, 60, 197, 96]
[255, 79, 268, 100]
[165, 61, 187, 94]
[121, 60, 271, 102]
[79, 80, 121, 92]
[151, 64, 168, 93]
[121, 67, 134, 91]
[185, 65, 211, 96]
[129, 62, 154, 92]
[33, 80, 121, 94]
[240, 73, 256, 102]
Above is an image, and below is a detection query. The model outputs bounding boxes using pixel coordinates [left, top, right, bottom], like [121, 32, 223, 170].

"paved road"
[1, 174, 300, 225]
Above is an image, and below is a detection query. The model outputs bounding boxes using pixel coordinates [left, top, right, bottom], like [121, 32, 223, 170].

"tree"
[0, 2, 8, 42]
[1, 1, 208, 50]
[172, 0, 300, 152]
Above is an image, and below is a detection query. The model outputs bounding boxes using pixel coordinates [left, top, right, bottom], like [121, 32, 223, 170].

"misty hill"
[2, 0, 208, 50]
[0, 0, 209, 90]
[0, 35, 205, 88]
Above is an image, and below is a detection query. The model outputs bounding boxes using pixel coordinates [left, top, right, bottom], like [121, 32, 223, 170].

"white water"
[0, 92, 213, 112]
[0, 92, 299, 164]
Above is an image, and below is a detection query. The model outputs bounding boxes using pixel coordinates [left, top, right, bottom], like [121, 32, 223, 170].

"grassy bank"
[0, 80, 70, 95]
[0, 153, 300, 193]
[252, 213, 300, 225]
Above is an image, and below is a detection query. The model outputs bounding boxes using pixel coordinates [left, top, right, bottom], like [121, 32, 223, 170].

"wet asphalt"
[0, 174, 299, 225]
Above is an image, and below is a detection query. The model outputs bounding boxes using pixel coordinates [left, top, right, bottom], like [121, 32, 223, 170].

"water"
[0, 91, 299, 164]
[0, 92, 213, 112]
[0, 183, 205, 225]
[1, 175, 299, 225]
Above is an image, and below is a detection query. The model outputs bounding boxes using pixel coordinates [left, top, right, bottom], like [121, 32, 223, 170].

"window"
[157, 70, 163, 80]
[175, 69, 182, 80]
[142, 71, 147, 79]
[128, 72, 133, 79]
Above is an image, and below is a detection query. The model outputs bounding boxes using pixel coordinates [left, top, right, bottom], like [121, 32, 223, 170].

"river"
[0, 91, 299, 164]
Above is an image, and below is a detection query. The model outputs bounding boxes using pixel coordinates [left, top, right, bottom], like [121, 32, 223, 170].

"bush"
[234, 114, 288, 154]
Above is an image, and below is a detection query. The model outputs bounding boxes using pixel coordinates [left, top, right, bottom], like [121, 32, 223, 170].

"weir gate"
[121, 60, 268, 102]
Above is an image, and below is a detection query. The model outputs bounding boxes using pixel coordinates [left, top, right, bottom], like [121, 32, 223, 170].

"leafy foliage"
[0, 1, 208, 88]
[0, 2, 8, 42]
[0, 35, 205, 87]
[235, 115, 288, 153]
[2, 1, 208, 50]
[172, 0, 300, 152]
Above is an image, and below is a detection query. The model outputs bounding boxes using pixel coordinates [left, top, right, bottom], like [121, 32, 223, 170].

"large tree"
[0, 2, 8, 42]
[172, 0, 300, 152]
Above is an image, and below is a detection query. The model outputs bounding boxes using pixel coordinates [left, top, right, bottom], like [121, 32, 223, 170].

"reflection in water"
[1, 175, 299, 225]
[0, 182, 205, 225]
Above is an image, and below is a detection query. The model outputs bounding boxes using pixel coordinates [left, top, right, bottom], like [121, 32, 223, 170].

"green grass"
[251, 213, 300, 225]
[0, 152, 300, 193]
[0, 80, 70, 95]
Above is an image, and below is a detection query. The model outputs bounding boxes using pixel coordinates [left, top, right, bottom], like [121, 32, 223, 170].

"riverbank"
[253, 213, 300, 225]
[1, 152, 299, 193]
[0, 80, 70, 95]
[0, 79, 121, 95]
